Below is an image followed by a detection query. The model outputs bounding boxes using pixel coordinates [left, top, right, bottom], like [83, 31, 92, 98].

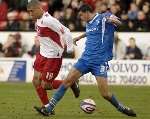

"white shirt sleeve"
[43, 15, 64, 35]
[63, 26, 73, 53]
[42, 13, 73, 53]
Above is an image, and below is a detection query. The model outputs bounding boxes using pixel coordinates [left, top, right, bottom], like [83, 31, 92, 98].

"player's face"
[79, 11, 89, 22]
[27, 6, 43, 20]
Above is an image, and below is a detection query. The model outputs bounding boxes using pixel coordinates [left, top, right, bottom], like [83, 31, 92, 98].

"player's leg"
[42, 67, 82, 114]
[43, 57, 80, 98]
[38, 67, 82, 116]
[33, 53, 50, 105]
[96, 76, 118, 108]
[44, 79, 80, 98]
[33, 72, 62, 115]
[34, 72, 62, 101]
[33, 70, 49, 105]
[40, 59, 88, 116]
[41, 74, 79, 97]
[96, 77, 136, 117]
[35, 74, 78, 116]
[43, 80, 62, 90]
[33, 80, 55, 115]
[34, 70, 63, 115]
[93, 62, 136, 117]
[39, 71, 63, 90]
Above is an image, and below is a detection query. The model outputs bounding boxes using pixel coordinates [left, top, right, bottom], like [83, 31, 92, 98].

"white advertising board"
[0, 60, 14, 81]
[57, 59, 150, 86]
[0, 58, 27, 82]
[108, 60, 150, 85]
[0, 58, 149, 85]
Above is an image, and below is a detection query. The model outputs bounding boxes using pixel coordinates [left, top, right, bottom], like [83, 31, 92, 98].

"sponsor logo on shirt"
[86, 27, 99, 32]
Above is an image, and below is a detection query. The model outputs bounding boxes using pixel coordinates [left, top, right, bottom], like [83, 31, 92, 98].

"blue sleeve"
[102, 12, 112, 18]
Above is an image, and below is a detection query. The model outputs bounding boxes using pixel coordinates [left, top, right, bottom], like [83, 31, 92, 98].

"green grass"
[0, 82, 150, 119]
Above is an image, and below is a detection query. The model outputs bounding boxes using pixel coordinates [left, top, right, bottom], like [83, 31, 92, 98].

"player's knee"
[41, 81, 52, 90]
[41, 82, 45, 89]
[63, 79, 71, 87]
[63, 79, 73, 88]
[64, 73, 78, 87]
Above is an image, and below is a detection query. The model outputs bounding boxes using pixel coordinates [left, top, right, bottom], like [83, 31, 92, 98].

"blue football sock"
[109, 94, 119, 108]
[46, 84, 67, 112]
[109, 94, 126, 112]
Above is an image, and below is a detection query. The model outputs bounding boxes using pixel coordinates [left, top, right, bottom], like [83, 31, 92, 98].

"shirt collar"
[88, 13, 99, 24]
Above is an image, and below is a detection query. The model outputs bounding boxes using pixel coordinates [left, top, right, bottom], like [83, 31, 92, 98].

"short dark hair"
[78, 4, 93, 13]
[27, 0, 40, 9]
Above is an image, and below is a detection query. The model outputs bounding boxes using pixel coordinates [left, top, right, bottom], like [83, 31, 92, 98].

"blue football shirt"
[81, 12, 116, 64]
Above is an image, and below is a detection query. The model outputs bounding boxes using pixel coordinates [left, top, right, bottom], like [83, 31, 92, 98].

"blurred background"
[0, 0, 149, 85]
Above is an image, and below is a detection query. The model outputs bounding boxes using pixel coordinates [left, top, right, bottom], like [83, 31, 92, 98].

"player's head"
[27, 0, 43, 20]
[78, 4, 94, 22]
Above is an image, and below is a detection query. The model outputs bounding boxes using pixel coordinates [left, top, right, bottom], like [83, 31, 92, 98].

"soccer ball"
[80, 98, 96, 114]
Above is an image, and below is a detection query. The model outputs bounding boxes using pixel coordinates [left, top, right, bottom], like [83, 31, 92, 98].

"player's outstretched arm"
[73, 33, 86, 46]
[107, 15, 122, 26]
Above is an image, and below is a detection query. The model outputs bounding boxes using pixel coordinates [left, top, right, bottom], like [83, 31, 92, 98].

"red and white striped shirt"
[36, 12, 73, 58]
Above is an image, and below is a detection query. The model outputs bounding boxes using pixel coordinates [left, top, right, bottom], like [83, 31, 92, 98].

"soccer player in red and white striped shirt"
[27, 0, 80, 114]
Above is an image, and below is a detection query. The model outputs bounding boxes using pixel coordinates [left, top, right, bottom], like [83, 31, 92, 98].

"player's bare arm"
[107, 15, 122, 26]
[73, 33, 86, 45]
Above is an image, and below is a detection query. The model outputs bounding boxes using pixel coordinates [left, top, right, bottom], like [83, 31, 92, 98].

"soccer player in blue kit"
[39, 4, 137, 117]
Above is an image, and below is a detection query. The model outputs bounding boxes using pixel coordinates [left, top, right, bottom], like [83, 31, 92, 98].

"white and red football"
[80, 99, 96, 114]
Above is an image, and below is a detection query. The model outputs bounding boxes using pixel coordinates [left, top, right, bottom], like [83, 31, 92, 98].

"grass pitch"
[0, 82, 150, 119]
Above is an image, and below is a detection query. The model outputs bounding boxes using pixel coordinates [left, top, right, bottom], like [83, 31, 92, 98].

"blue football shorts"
[74, 58, 109, 78]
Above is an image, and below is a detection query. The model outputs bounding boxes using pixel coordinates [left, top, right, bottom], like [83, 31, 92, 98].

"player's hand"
[107, 16, 116, 23]
[106, 15, 122, 26]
